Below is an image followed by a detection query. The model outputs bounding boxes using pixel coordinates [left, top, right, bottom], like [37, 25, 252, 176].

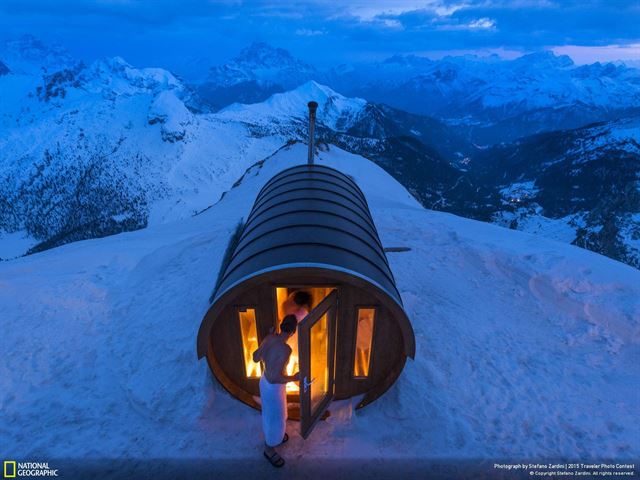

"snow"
[1, 49, 376, 259]
[499, 181, 540, 204]
[148, 90, 193, 142]
[619, 213, 640, 264]
[0, 56, 296, 252]
[219, 81, 367, 131]
[2, 143, 638, 473]
[567, 117, 640, 159]
[0, 230, 37, 259]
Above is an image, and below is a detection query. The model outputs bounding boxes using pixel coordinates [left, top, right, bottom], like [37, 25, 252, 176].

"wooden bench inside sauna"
[197, 102, 415, 438]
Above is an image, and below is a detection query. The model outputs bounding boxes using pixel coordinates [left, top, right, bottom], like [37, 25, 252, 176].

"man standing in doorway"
[252, 315, 299, 467]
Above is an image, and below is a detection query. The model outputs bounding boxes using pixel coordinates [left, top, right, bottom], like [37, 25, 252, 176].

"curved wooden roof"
[211, 163, 403, 306]
[198, 163, 415, 360]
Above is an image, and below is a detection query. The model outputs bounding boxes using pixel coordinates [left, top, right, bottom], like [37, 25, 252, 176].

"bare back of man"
[254, 334, 295, 384]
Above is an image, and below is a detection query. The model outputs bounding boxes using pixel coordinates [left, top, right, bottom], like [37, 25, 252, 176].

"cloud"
[468, 17, 495, 29]
[435, 16, 496, 31]
[295, 28, 325, 36]
[0, 0, 639, 69]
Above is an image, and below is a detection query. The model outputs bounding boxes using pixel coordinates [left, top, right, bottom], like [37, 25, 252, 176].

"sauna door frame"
[298, 289, 338, 438]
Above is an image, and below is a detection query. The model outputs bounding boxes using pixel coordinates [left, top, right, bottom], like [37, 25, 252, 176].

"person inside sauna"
[282, 290, 311, 322]
[280, 290, 311, 376]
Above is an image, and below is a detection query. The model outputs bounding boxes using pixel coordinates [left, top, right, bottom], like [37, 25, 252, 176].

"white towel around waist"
[259, 374, 288, 447]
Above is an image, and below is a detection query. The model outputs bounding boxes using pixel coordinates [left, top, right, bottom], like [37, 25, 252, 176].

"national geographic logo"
[3, 461, 58, 477]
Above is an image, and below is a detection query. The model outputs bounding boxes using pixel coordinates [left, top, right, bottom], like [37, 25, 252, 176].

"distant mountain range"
[198, 42, 640, 144]
[1, 35, 638, 269]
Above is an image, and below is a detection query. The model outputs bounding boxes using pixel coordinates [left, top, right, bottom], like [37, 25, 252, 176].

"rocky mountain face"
[197, 42, 318, 110]
[1, 36, 638, 270]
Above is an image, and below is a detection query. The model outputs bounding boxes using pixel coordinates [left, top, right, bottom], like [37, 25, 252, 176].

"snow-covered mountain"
[220, 81, 365, 129]
[0, 39, 300, 258]
[2, 36, 639, 470]
[2, 36, 638, 272]
[2, 143, 638, 474]
[0, 37, 465, 261]
[198, 43, 640, 144]
[197, 42, 319, 110]
[207, 41, 317, 88]
[470, 117, 640, 268]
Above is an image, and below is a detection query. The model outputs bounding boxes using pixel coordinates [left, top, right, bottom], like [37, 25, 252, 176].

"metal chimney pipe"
[307, 101, 318, 165]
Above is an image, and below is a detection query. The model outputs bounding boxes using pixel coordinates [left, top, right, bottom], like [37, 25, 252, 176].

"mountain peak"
[218, 81, 366, 131]
[1, 34, 75, 73]
[236, 42, 294, 65]
[228, 42, 316, 73]
[83, 56, 183, 96]
[292, 80, 340, 98]
[383, 54, 434, 68]
[205, 42, 317, 88]
[514, 50, 574, 68]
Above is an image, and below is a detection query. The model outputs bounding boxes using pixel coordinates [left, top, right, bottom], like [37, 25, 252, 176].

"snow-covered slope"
[0, 42, 302, 258]
[1, 144, 638, 477]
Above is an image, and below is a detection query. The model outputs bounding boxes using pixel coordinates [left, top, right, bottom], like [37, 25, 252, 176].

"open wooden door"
[298, 289, 338, 439]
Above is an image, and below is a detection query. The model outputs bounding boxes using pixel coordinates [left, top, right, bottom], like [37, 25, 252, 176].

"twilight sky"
[1, 0, 639, 75]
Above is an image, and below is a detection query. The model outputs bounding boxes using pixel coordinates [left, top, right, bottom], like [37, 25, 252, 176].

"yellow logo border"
[3, 460, 17, 478]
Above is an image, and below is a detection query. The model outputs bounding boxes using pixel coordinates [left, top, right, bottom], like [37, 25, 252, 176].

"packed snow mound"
[1, 143, 638, 470]
[219, 81, 367, 131]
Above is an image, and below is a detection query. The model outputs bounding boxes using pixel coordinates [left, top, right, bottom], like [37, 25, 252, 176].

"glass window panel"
[238, 308, 261, 378]
[309, 312, 329, 412]
[353, 308, 375, 378]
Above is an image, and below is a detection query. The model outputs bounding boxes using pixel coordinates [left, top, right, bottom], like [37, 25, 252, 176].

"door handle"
[303, 376, 315, 393]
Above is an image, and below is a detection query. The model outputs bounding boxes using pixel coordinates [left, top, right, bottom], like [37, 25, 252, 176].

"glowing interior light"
[276, 286, 334, 393]
[238, 308, 262, 378]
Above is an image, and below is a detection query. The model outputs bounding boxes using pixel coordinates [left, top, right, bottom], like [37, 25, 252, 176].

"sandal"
[281, 433, 289, 445]
[263, 450, 285, 468]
